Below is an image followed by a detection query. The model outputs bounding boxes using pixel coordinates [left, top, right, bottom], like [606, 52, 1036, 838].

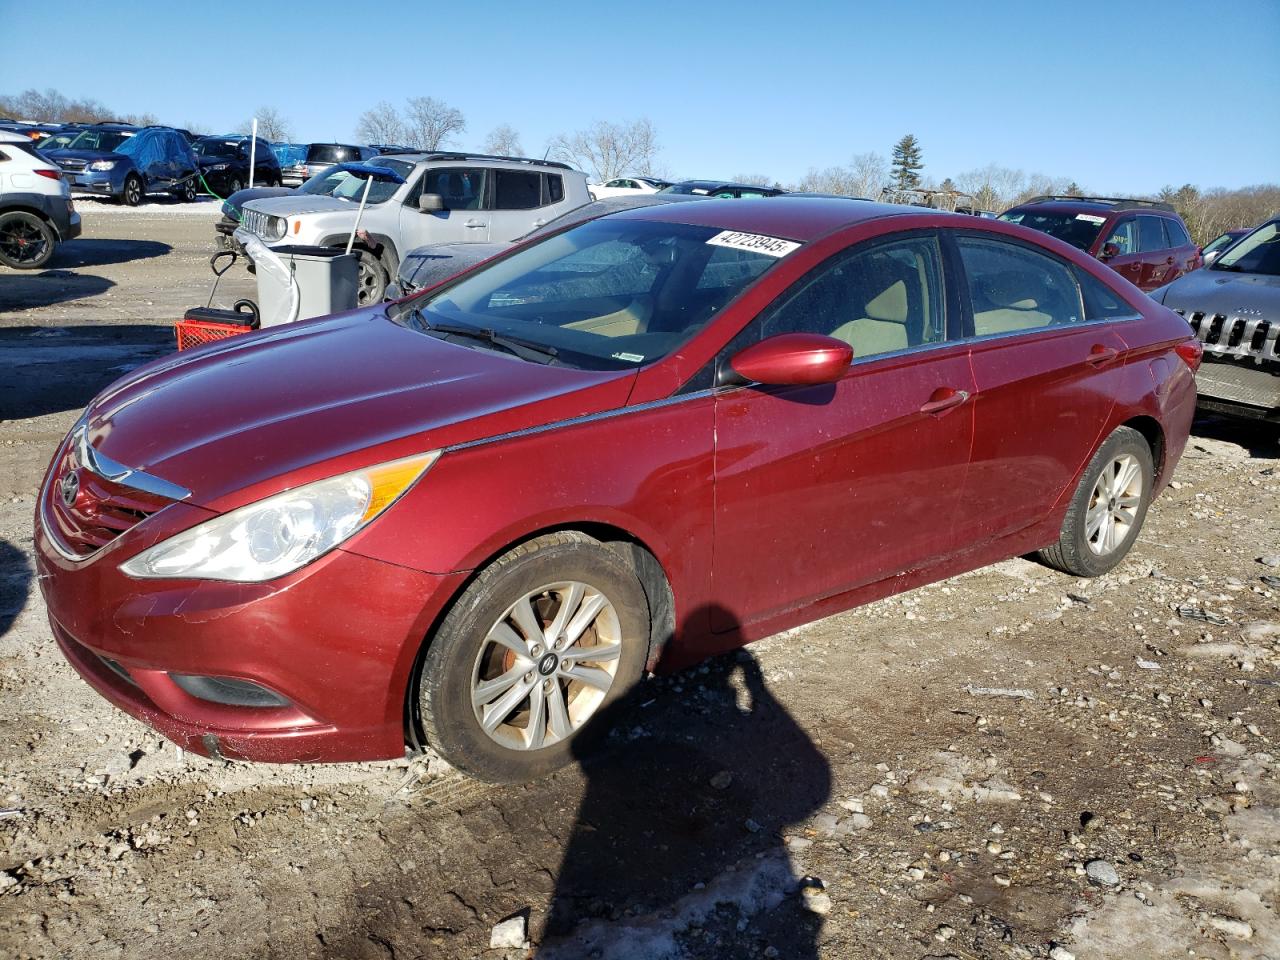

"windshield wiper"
[409, 308, 560, 364]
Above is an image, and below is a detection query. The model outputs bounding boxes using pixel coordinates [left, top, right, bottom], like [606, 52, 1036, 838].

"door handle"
[919, 387, 969, 415]
[464, 219, 486, 228]
[1086, 345, 1120, 365]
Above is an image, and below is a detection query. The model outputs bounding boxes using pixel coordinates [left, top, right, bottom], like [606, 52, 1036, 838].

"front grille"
[59, 158, 87, 172]
[1177, 308, 1279, 364]
[240, 207, 270, 237]
[43, 442, 174, 558]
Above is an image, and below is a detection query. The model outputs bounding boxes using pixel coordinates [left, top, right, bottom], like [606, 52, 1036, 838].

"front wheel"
[176, 178, 197, 202]
[121, 175, 144, 206]
[354, 248, 388, 304]
[1038, 426, 1154, 577]
[0, 211, 56, 269]
[418, 532, 650, 783]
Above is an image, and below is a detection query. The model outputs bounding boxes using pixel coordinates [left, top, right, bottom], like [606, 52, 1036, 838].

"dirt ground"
[1, 203, 1278, 960]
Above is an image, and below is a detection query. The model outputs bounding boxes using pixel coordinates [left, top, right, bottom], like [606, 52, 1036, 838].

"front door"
[950, 233, 1128, 547]
[1099, 216, 1143, 287]
[399, 166, 491, 249]
[712, 233, 975, 631]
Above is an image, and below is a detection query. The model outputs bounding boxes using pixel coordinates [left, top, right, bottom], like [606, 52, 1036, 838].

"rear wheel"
[176, 178, 197, 202]
[418, 532, 650, 783]
[121, 175, 144, 206]
[1038, 426, 1154, 577]
[354, 248, 388, 304]
[0, 211, 56, 269]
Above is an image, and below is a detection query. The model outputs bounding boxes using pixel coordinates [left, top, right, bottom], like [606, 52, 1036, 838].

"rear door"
[1160, 216, 1201, 281]
[399, 166, 491, 247]
[711, 232, 975, 631]
[487, 167, 551, 240]
[1136, 215, 1175, 290]
[1100, 216, 1143, 287]
[951, 232, 1130, 547]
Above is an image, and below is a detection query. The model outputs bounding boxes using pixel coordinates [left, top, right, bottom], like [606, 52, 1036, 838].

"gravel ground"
[0, 206, 1278, 960]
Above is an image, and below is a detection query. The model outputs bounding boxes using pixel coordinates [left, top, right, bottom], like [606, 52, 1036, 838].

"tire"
[0, 211, 56, 269]
[121, 175, 144, 206]
[178, 178, 198, 202]
[418, 532, 650, 783]
[1038, 426, 1154, 577]
[228, 177, 243, 195]
[354, 248, 388, 305]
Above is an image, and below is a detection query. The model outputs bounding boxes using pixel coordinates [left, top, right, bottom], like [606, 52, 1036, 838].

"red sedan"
[35, 198, 1200, 782]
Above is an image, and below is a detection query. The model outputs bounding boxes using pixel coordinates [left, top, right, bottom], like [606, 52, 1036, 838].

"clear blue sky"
[3, 0, 1277, 193]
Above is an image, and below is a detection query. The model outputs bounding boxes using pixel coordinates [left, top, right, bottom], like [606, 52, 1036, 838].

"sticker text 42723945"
[706, 230, 801, 258]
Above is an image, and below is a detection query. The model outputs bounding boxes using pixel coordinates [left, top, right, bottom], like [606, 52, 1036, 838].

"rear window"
[306, 144, 363, 164]
[1137, 216, 1167, 253]
[545, 173, 564, 204]
[494, 169, 541, 209]
[998, 209, 1107, 251]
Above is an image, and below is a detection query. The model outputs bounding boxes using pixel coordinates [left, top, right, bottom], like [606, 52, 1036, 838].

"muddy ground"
[0, 204, 1278, 960]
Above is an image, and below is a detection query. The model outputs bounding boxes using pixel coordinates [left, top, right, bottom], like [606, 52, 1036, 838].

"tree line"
[4, 88, 1272, 244]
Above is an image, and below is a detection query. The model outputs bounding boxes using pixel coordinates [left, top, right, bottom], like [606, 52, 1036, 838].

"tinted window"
[957, 236, 1082, 335]
[1137, 216, 1168, 253]
[1164, 217, 1190, 247]
[1214, 220, 1280, 276]
[306, 144, 362, 163]
[494, 169, 541, 209]
[760, 236, 945, 359]
[544, 174, 564, 204]
[1105, 219, 1137, 255]
[1074, 267, 1137, 320]
[421, 167, 488, 210]
[997, 210, 1105, 251]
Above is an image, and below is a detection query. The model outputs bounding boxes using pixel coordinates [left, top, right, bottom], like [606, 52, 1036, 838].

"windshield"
[64, 129, 132, 153]
[1202, 232, 1243, 257]
[1213, 220, 1280, 275]
[299, 159, 413, 203]
[662, 183, 714, 195]
[998, 210, 1106, 251]
[391, 219, 787, 370]
[306, 144, 362, 164]
[194, 139, 240, 159]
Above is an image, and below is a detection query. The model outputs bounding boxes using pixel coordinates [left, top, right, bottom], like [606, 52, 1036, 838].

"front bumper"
[66, 169, 124, 197]
[35, 493, 466, 763]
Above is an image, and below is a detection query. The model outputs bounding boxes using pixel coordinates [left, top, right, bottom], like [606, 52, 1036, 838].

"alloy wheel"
[470, 581, 623, 751]
[1086, 453, 1143, 555]
[0, 217, 49, 265]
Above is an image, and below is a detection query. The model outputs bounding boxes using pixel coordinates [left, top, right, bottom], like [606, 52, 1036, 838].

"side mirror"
[418, 193, 444, 212]
[725, 333, 853, 387]
[1100, 242, 1121, 260]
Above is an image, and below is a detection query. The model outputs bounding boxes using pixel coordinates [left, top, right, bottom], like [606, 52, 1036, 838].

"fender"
[317, 231, 400, 275]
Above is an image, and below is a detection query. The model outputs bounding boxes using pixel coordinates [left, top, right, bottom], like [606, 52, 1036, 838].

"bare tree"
[548, 118, 660, 182]
[241, 106, 293, 142]
[355, 101, 407, 146]
[732, 173, 777, 188]
[484, 124, 524, 157]
[403, 96, 466, 151]
[790, 152, 887, 198]
[121, 112, 159, 127]
[0, 88, 114, 123]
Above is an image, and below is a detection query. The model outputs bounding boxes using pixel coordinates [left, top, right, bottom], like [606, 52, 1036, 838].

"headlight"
[120, 452, 439, 582]
[265, 216, 287, 241]
[88, 160, 118, 171]
[209, 163, 229, 172]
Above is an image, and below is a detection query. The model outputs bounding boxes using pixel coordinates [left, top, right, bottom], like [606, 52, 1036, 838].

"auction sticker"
[1075, 214, 1107, 223]
[707, 230, 801, 258]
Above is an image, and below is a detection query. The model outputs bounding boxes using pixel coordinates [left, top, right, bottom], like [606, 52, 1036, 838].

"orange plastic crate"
[174, 319, 253, 351]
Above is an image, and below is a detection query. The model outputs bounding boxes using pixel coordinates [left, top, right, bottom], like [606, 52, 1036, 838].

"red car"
[35, 198, 1201, 783]
[999, 196, 1202, 292]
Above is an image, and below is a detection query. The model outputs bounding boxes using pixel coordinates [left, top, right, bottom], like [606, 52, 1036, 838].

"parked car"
[270, 142, 307, 171]
[999, 196, 1201, 292]
[280, 142, 377, 187]
[368, 143, 417, 155]
[388, 193, 707, 298]
[1150, 216, 1280, 421]
[0, 130, 80, 269]
[236, 152, 591, 304]
[1200, 228, 1251, 266]
[36, 125, 87, 152]
[44, 124, 200, 205]
[193, 135, 282, 195]
[36, 197, 1199, 782]
[661, 180, 784, 198]
[588, 176, 671, 200]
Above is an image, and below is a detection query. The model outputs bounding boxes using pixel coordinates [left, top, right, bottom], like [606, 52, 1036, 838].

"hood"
[401, 242, 508, 290]
[81, 309, 633, 510]
[221, 186, 295, 219]
[243, 194, 369, 219]
[1158, 267, 1280, 317]
[46, 148, 122, 165]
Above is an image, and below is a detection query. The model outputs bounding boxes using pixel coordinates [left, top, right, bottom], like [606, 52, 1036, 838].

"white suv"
[236, 153, 591, 303]
[0, 131, 81, 269]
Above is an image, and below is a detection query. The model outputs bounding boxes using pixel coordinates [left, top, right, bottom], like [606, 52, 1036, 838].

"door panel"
[400, 167, 490, 247]
[712, 349, 975, 630]
[1100, 217, 1142, 287]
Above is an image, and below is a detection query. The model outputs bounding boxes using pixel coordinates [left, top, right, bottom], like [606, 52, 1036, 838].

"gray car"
[388, 193, 708, 298]
[1151, 216, 1280, 421]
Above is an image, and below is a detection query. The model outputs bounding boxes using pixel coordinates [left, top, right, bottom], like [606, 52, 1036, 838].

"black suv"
[193, 136, 282, 196]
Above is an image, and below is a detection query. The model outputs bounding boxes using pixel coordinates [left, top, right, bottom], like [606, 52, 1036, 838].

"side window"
[421, 167, 488, 210]
[1074, 267, 1138, 321]
[494, 169, 542, 209]
[760, 235, 946, 360]
[1164, 217, 1191, 248]
[544, 174, 564, 204]
[1137, 216, 1168, 253]
[1105, 219, 1137, 255]
[956, 236, 1083, 335]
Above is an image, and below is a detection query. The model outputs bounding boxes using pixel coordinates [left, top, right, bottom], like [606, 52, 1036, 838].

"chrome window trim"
[959, 314, 1142, 348]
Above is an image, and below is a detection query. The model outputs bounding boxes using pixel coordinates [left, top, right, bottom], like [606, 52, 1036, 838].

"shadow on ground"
[1191, 413, 1279, 459]
[0, 540, 32, 640]
[0, 270, 115, 312]
[0, 324, 173, 419]
[56, 238, 171, 268]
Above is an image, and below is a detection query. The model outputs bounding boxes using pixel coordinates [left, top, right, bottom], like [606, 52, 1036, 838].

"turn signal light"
[1175, 339, 1203, 372]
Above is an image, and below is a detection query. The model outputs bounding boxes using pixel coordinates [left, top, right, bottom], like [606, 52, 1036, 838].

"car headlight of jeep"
[265, 215, 287, 240]
[120, 452, 440, 582]
[88, 160, 118, 171]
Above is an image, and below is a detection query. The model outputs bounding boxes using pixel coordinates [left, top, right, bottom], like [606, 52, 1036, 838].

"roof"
[1009, 195, 1176, 215]
[380, 151, 575, 171]
[609, 195, 919, 242]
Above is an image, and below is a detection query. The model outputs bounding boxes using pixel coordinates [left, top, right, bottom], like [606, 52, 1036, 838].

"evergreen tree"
[940, 177, 957, 194]
[1065, 181, 1084, 196]
[891, 134, 924, 191]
